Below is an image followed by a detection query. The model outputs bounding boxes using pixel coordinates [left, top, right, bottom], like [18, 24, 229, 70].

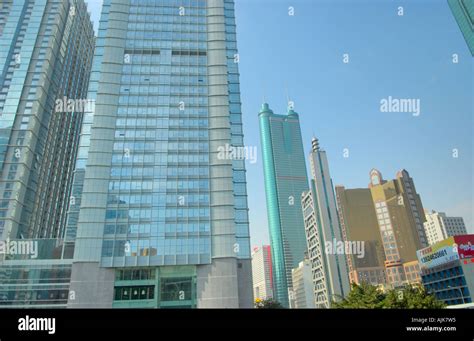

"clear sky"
[85, 0, 473, 247]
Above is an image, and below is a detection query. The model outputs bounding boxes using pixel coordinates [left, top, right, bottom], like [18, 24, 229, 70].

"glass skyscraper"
[0, 0, 95, 307]
[448, 0, 474, 56]
[258, 103, 308, 307]
[66, 0, 252, 308]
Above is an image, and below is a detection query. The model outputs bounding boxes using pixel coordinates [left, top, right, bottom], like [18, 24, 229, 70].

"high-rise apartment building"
[424, 210, 467, 245]
[259, 103, 309, 307]
[290, 257, 315, 308]
[0, 0, 95, 307]
[66, 0, 252, 309]
[301, 137, 349, 308]
[251, 245, 273, 301]
[336, 169, 427, 289]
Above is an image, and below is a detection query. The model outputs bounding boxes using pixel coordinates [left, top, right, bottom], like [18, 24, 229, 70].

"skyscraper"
[0, 0, 95, 307]
[336, 169, 428, 289]
[259, 103, 308, 307]
[301, 137, 350, 308]
[251, 245, 273, 301]
[423, 210, 467, 245]
[66, 0, 252, 308]
[335, 186, 387, 286]
[447, 0, 474, 56]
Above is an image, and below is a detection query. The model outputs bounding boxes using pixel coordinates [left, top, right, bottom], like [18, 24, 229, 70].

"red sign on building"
[454, 235, 474, 260]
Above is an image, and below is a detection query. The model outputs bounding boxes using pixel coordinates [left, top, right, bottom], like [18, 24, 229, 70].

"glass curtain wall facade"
[258, 103, 309, 308]
[66, 0, 252, 308]
[0, 0, 95, 307]
[447, 0, 474, 56]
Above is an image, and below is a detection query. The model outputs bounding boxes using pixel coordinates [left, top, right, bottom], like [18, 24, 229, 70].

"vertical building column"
[195, 0, 239, 308]
[67, 0, 130, 308]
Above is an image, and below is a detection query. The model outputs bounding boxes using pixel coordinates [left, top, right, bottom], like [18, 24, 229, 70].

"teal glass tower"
[66, 0, 252, 308]
[258, 103, 309, 307]
[0, 0, 95, 307]
[448, 0, 474, 56]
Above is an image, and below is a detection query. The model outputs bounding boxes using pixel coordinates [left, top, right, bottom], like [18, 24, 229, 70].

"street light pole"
[448, 285, 465, 304]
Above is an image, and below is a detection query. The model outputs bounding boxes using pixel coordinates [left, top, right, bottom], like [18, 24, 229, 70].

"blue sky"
[85, 0, 473, 246]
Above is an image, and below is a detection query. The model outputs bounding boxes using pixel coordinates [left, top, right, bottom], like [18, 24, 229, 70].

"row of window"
[102, 239, 211, 257]
[116, 268, 156, 281]
[125, 39, 207, 50]
[122, 75, 208, 86]
[113, 141, 208, 151]
[117, 106, 208, 115]
[128, 23, 207, 32]
[106, 207, 211, 220]
[111, 154, 210, 164]
[118, 95, 209, 106]
[115, 118, 208, 127]
[127, 31, 207, 41]
[120, 85, 208, 95]
[113, 277, 194, 302]
[108, 180, 209, 191]
[104, 222, 210, 235]
[108, 193, 211, 205]
[110, 166, 209, 178]
[129, 15, 206, 24]
[130, 6, 206, 15]
[130, 0, 207, 6]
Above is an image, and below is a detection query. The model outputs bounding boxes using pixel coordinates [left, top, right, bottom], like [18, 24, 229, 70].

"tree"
[334, 282, 446, 309]
[383, 285, 446, 309]
[333, 282, 385, 308]
[254, 298, 285, 309]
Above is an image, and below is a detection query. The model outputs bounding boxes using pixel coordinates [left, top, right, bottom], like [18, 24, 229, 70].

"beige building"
[335, 187, 387, 286]
[251, 246, 273, 301]
[290, 257, 316, 308]
[336, 169, 427, 288]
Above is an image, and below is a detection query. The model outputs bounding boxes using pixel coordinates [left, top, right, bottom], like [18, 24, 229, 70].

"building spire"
[311, 136, 320, 152]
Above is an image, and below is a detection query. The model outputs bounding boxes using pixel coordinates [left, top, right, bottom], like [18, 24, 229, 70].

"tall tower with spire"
[301, 136, 350, 308]
[258, 103, 309, 307]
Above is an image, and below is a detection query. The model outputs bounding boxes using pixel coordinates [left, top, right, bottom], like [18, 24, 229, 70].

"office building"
[302, 137, 349, 308]
[66, 0, 252, 308]
[335, 186, 387, 286]
[290, 256, 315, 308]
[368, 169, 427, 286]
[0, 0, 95, 307]
[259, 102, 309, 307]
[335, 169, 428, 289]
[418, 235, 474, 305]
[424, 210, 467, 245]
[251, 245, 273, 301]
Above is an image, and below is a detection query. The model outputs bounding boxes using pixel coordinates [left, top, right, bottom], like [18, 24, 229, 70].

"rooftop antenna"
[285, 84, 291, 109]
[262, 82, 266, 104]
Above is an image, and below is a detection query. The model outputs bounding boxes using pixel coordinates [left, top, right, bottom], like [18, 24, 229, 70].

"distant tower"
[259, 103, 309, 307]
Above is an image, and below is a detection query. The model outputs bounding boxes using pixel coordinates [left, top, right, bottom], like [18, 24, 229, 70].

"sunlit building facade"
[66, 0, 252, 308]
[259, 103, 309, 307]
[0, 0, 94, 307]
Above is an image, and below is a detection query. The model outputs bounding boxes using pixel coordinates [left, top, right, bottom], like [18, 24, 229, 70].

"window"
[160, 277, 193, 301]
[114, 286, 154, 301]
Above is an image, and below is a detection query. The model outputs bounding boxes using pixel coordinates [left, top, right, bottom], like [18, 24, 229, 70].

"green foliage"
[333, 282, 446, 309]
[254, 298, 285, 309]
